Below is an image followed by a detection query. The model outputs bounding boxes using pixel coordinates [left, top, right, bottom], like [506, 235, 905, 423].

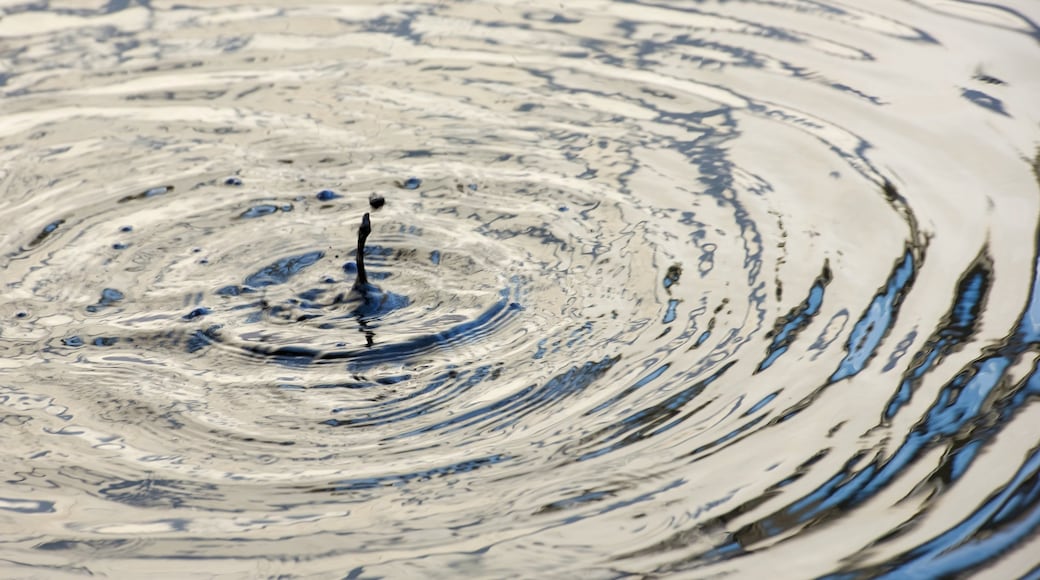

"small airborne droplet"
[369, 193, 385, 209]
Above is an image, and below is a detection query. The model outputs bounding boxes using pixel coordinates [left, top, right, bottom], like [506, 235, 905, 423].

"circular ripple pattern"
[1, 2, 1040, 578]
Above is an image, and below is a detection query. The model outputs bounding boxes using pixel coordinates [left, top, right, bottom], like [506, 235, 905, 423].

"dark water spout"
[354, 212, 372, 289]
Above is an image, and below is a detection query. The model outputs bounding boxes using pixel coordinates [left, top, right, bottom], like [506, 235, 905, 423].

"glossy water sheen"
[1, 2, 1039, 578]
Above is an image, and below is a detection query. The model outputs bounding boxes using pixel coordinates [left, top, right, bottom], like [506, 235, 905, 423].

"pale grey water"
[1, 1, 1040, 578]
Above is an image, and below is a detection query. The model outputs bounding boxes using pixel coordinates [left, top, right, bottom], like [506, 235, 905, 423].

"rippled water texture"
[2, 1, 1040, 577]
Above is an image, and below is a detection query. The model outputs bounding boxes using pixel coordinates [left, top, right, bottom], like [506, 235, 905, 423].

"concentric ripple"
[1, 1, 1040, 578]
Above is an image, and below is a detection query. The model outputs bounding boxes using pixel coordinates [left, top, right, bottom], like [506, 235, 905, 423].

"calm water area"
[1, 1, 1040, 578]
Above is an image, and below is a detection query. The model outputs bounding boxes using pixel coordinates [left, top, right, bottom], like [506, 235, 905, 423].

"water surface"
[2, 1, 1040, 577]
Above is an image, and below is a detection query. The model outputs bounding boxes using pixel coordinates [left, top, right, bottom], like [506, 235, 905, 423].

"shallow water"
[2, 1, 1040, 578]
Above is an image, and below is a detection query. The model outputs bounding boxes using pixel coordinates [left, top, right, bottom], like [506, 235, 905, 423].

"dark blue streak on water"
[536, 478, 688, 532]
[586, 362, 669, 416]
[118, 185, 172, 203]
[574, 361, 736, 462]
[241, 251, 324, 290]
[6, 1, 145, 16]
[830, 247, 918, 382]
[36, 539, 133, 552]
[961, 88, 1010, 117]
[325, 364, 501, 428]
[186, 326, 221, 354]
[308, 454, 508, 494]
[100, 478, 221, 509]
[22, 218, 65, 251]
[0, 497, 55, 514]
[757, 261, 832, 373]
[884, 250, 992, 420]
[677, 404, 773, 464]
[363, 12, 423, 44]
[743, 392, 778, 416]
[537, 489, 617, 514]
[663, 299, 680, 324]
[343, 357, 618, 438]
[182, 307, 211, 321]
[478, 219, 567, 251]
[398, 356, 619, 438]
[881, 329, 918, 372]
